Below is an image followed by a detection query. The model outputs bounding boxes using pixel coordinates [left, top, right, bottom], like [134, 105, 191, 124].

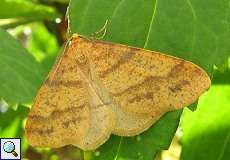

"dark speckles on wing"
[112, 76, 165, 97]
[128, 92, 154, 103]
[62, 117, 82, 129]
[28, 103, 86, 120]
[167, 61, 185, 78]
[27, 104, 87, 135]
[99, 48, 139, 78]
[27, 126, 54, 136]
[45, 79, 83, 88]
[169, 80, 190, 93]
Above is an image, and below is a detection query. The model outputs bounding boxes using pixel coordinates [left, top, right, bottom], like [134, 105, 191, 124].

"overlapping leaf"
[0, 28, 43, 104]
[181, 84, 230, 160]
[0, 0, 59, 20]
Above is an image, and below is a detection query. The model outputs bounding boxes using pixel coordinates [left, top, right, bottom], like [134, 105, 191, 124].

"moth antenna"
[90, 19, 109, 39]
[97, 27, 107, 40]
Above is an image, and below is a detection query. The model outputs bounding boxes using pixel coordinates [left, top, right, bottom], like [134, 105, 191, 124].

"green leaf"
[0, 0, 60, 21]
[42, 0, 69, 4]
[0, 18, 33, 29]
[0, 105, 30, 153]
[212, 69, 230, 85]
[27, 23, 60, 74]
[69, 0, 230, 159]
[181, 84, 230, 160]
[0, 28, 43, 104]
[92, 110, 182, 160]
[69, 0, 230, 73]
[0, 105, 29, 138]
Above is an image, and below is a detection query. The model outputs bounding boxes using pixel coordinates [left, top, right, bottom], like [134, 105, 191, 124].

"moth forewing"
[25, 34, 211, 151]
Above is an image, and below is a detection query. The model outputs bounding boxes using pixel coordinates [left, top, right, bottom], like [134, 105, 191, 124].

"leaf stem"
[80, 150, 92, 160]
[80, 150, 84, 160]
[84, 151, 92, 160]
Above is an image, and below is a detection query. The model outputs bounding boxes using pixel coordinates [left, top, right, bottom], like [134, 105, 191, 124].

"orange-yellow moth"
[25, 34, 211, 150]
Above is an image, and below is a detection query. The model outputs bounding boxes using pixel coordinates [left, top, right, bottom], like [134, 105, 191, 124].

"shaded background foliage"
[0, 0, 229, 160]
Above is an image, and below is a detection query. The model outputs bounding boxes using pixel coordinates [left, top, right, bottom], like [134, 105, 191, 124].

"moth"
[25, 34, 211, 150]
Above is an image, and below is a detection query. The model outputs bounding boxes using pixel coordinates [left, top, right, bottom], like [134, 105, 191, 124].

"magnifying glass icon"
[3, 141, 18, 157]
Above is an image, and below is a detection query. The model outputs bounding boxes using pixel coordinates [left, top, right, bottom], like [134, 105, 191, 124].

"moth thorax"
[76, 53, 87, 64]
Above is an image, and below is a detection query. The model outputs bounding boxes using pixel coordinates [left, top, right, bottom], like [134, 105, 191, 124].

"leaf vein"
[110, 0, 125, 20]
[217, 129, 230, 160]
[185, 0, 197, 51]
[144, 0, 158, 48]
[114, 137, 123, 160]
